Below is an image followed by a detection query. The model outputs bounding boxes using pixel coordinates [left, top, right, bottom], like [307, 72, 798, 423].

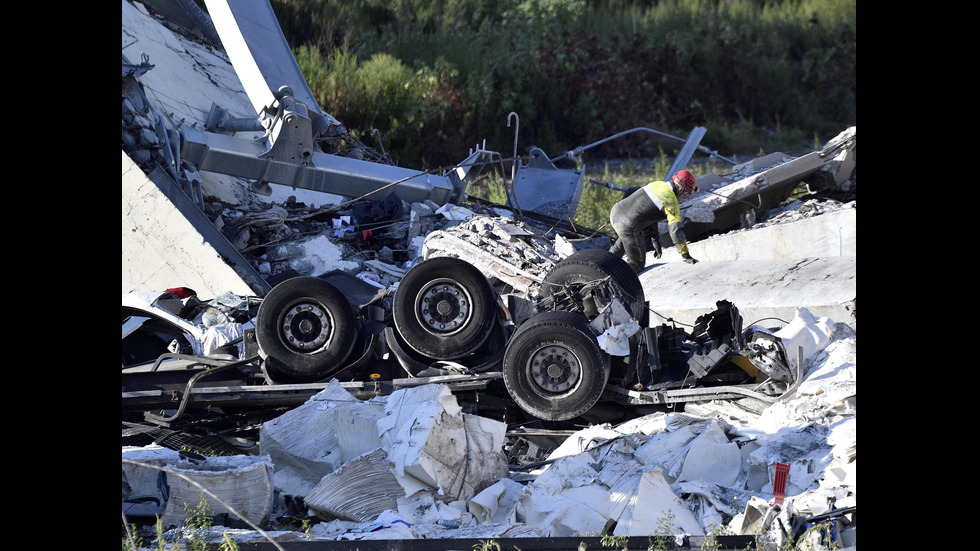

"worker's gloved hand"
[650, 236, 662, 258]
[682, 252, 698, 264]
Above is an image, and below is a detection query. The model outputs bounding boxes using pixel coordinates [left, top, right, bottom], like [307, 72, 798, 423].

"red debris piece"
[772, 462, 790, 506]
[165, 287, 197, 299]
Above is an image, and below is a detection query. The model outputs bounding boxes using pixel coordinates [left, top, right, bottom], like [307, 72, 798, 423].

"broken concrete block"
[304, 448, 405, 522]
[396, 491, 445, 525]
[469, 478, 528, 524]
[435, 203, 475, 220]
[632, 420, 709, 482]
[532, 453, 600, 495]
[675, 479, 760, 533]
[545, 425, 622, 462]
[677, 421, 741, 486]
[396, 491, 473, 533]
[458, 413, 510, 498]
[733, 152, 789, 179]
[259, 381, 359, 497]
[772, 308, 836, 373]
[379, 384, 467, 497]
[158, 454, 274, 529]
[610, 468, 705, 536]
[744, 424, 832, 498]
[378, 384, 508, 502]
[329, 399, 387, 463]
[122, 444, 180, 518]
[730, 495, 773, 535]
[693, 172, 728, 191]
[518, 484, 610, 538]
[683, 204, 716, 224]
[553, 233, 576, 258]
[595, 451, 641, 490]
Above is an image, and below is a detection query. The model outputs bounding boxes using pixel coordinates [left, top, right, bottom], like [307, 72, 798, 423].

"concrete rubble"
[121, 446, 274, 529]
[123, 307, 855, 548]
[246, 381, 511, 517]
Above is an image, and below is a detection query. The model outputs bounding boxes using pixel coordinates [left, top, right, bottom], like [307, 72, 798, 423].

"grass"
[122, 494, 242, 551]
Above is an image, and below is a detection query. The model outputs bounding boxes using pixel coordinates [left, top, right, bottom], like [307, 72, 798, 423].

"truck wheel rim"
[528, 345, 581, 394]
[281, 303, 331, 351]
[417, 279, 471, 335]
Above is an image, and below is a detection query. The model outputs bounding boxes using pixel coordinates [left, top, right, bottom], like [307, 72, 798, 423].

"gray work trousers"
[609, 190, 664, 271]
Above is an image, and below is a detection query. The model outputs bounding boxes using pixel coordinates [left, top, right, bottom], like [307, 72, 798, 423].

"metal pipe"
[506, 112, 524, 217]
[370, 128, 387, 157]
[550, 126, 735, 165]
[507, 112, 519, 183]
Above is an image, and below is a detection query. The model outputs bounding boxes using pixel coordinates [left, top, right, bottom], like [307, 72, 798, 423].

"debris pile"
[123, 308, 855, 548]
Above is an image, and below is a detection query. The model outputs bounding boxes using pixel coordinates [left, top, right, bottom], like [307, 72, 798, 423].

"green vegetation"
[701, 523, 732, 551]
[601, 533, 629, 549]
[474, 539, 503, 551]
[271, 0, 855, 169]
[649, 509, 677, 551]
[122, 493, 241, 551]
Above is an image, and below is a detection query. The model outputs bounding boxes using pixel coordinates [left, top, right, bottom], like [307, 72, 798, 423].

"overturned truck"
[252, 224, 796, 422]
[123, 220, 802, 438]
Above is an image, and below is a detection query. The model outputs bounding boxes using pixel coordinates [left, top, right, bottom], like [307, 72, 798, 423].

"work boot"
[628, 259, 644, 273]
[610, 239, 624, 256]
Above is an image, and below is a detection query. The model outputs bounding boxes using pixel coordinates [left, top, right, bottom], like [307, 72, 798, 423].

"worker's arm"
[658, 191, 690, 256]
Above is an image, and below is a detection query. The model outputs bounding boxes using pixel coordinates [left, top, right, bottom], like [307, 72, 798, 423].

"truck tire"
[541, 248, 646, 323]
[255, 276, 359, 382]
[392, 256, 498, 360]
[502, 311, 609, 421]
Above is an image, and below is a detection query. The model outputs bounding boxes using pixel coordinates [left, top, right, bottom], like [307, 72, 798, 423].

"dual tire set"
[254, 250, 644, 421]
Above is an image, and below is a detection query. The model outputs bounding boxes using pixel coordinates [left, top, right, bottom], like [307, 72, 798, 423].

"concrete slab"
[122, 445, 274, 529]
[639, 255, 855, 330]
[664, 206, 856, 263]
[122, 150, 262, 297]
[605, 468, 705, 537]
[304, 448, 404, 522]
[640, 207, 856, 330]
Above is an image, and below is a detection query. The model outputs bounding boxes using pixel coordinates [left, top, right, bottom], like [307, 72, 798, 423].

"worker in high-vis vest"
[608, 169, 699, 273]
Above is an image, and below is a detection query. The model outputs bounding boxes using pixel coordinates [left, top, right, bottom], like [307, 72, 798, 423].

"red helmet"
[672, 170, 698, 195]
